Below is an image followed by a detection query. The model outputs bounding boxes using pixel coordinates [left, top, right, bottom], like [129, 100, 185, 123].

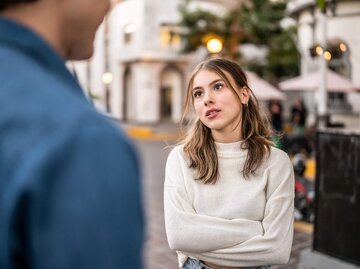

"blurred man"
[0, 0, 143, 268]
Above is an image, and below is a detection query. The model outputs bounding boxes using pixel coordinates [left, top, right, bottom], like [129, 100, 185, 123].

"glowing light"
[206, 38, 223, 54]
[315, 46, 323, 55]
[339, 42, 347, 52]
[102, 72, 113, 84]
[324, 51, 332, 61]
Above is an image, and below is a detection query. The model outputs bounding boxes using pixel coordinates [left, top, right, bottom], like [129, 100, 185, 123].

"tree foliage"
[178, 0, 300, 82]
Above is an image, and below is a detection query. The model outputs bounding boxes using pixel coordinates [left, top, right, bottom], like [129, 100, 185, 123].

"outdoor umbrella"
[246, 71, 286, 100]
[278, 69, 360, 92]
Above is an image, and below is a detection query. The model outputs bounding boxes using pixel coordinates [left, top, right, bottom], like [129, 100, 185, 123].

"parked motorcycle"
[292, 153, 315, 223]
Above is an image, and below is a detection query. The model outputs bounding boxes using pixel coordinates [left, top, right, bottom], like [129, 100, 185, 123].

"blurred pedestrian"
[268, 100, 284, 149]
[290, 97, 307, 135]
[164, 58, 294, 269]
[268, 100, 283, 132]
[0, 0, 143, 268]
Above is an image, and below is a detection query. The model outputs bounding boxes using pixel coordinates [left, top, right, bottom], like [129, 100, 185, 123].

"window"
[160, 24, 181, 49]
[123, 23, 136, 44]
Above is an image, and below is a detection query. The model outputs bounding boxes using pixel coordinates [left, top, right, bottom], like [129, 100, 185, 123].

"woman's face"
[192, 69, 248, 142]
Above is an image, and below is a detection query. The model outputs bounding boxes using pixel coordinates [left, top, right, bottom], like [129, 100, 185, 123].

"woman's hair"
[0, 0, 37, 11]
[181, 57, 273, 184]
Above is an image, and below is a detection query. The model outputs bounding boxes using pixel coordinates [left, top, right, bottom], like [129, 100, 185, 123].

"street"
[133, 139, 312, 269]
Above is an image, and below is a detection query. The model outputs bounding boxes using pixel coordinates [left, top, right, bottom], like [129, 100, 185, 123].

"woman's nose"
[204, 91, 214, 106]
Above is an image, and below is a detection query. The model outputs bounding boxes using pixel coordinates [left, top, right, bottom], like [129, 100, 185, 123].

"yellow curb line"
[126, 127, 153, 138]
[126, 127, 182, 141]
[131, 133, 182, 141]
[294, 221, 313, 235]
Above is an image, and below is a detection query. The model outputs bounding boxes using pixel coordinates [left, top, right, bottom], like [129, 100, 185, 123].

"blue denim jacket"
[0, 18, 143, 269]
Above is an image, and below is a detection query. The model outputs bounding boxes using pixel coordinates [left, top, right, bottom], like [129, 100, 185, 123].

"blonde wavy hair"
[181, 58, 273, 184]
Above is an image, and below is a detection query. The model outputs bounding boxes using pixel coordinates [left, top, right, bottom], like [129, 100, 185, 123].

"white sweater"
[164, 141, 294, 267]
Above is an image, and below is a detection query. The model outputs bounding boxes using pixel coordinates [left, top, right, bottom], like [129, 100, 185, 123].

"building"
[72, 0, 233, 124]
[72, 0, 360, 127]
[286, 0, 360, 125]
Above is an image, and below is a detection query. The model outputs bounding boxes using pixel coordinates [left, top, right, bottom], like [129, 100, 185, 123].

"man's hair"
[0, 0, 37, 11]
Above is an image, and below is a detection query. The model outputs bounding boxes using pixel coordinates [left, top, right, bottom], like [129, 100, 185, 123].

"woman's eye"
[214, 83, 224, 90]
[193, 91, 202, 98]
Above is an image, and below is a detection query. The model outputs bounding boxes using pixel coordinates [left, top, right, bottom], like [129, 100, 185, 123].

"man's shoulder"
[0, 47, 95, 130]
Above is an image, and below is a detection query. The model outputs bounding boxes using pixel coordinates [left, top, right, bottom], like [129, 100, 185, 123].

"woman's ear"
[240, 87, 250, 105]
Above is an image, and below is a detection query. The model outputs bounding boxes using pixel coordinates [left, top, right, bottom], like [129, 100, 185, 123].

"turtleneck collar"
[215, 141, 247, 158]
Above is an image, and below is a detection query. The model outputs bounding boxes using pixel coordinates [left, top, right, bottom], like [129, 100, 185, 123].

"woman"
[164, 58, 294, 269]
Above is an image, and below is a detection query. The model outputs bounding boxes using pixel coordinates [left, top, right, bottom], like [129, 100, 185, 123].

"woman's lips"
[206, 109, 221, 119]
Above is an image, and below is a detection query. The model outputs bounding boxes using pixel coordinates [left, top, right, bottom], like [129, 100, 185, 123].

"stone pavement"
[133, 135, 313, 269]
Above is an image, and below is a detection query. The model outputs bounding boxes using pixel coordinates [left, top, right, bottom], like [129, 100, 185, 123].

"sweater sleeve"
[187, 150, 295, 266]
[164, 147, 263, 253]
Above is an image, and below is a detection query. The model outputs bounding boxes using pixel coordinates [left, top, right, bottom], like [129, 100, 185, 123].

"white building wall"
[111, 0, 145, 62]
[109, 63, 123, 119]
[112, 0, 188, 123]
[107, 1, 146, 119]
[292, 0, 360, 115]
[325, 2, 360, 113]
[297, 11, 316, 74]
[131, 62, 164, 122]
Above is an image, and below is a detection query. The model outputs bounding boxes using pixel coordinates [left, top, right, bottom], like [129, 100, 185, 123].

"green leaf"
[316, 0, 326, 12]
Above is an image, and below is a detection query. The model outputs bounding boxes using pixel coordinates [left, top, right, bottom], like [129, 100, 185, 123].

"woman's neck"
[211, 130, 242, 143]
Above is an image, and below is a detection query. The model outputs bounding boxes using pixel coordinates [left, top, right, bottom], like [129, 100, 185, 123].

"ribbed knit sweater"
[164, 141, 294, 267]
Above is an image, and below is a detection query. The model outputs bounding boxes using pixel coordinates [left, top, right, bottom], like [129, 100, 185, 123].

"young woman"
[164, 58, 294, 269]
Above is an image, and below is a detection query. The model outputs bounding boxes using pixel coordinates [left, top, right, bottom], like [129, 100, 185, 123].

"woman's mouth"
[205, 109, 221, 119]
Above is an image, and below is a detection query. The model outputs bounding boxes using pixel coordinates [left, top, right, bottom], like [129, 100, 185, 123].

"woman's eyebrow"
[192, 79, 224, 91]
[209, 79, 224, 86]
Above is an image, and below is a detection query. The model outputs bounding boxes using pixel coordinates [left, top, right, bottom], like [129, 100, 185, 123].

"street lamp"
[102, 72, 113, 113]
[102, 72, 113, 85]
[324, 51, 332, 61]
[339, 42, 347, 52]
[206, 37, 223, 54]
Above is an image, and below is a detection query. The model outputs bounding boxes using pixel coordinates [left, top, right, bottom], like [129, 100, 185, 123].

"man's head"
[0, 0, 37, 12]
[0, 0, 111, 60]
[60, 0, 111, 60]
